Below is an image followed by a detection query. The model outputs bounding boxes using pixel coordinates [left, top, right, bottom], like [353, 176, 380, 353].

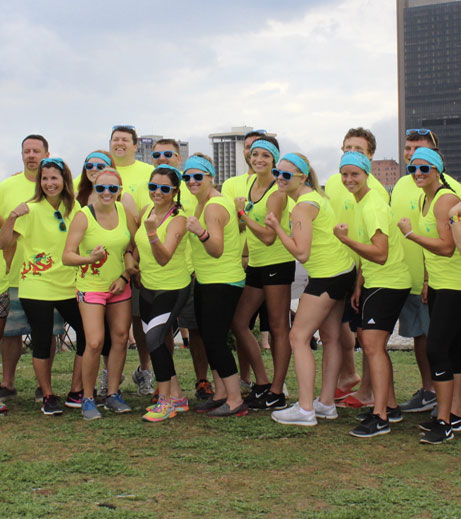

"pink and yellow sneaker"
[142, 398, 177, 422]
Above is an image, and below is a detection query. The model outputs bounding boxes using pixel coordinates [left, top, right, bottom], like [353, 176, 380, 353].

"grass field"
[1, 348, 460, 519]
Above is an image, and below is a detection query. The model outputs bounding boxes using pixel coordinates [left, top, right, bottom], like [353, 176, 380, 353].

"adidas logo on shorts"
[367, 318, 376, 324]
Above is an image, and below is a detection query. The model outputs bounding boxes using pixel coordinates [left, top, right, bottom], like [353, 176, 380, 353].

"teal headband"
[250, 139, 280, 163]
[281, 153, 310, 176]
[183, 156, 216, 177]
[85, 152, 112, 166]
[41, 158, 64, 171]
[154, 164, 182, 182]
[410, 147, 443, 174]
[339, 151, 371, 175]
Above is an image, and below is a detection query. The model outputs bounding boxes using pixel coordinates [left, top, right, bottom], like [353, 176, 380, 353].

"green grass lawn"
[1, 348, 460, 519]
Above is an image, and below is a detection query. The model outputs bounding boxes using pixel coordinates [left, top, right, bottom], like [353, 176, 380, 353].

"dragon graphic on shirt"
[21, 252, 53, 279]
[80, 249, 109, 278]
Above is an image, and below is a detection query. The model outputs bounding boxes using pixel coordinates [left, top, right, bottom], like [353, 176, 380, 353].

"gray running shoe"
[132, 366, 155, 396]
[271, 402, 317, 427]
[104, 393, 132, 413]
[208, 401, 248, 417]
[82, 397, 102, 421]
[400, 388, 437, 413]
[313, 397, 338, 420]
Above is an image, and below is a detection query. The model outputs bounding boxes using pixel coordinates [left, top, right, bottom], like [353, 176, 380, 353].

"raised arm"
[0, 202, 29, 249]
[62, 211, 105, 266]
[144, 213, 187, 267]
[186, 203, 229, 259]
[334, 224, 388, 265]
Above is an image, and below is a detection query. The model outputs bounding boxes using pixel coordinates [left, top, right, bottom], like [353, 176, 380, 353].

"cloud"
[0, 0, 397, 183]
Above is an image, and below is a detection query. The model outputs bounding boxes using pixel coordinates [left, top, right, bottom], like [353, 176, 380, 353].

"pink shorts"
[77, 283, 131, 306]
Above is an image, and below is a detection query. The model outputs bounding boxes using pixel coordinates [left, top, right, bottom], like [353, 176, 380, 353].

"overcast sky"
[0, 0, 398, 182]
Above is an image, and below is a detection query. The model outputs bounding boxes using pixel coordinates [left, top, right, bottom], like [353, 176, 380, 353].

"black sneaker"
[248, 391, 286, 410]
[195, 379, 214, 400]
[244, 383, 271, 405]
[349, 413, 390, 438]
[419, 414, 461, 433]
[41, 395, 63, 415]
[0, 385, 17, 402]
[420, 419, 454, 444]
[65, 390, 83, 408]
[356, 406, 402, 423]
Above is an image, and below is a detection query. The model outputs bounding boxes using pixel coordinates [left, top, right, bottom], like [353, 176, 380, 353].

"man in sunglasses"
[0, 135, 65, 403]
[391, 128, 461, 413]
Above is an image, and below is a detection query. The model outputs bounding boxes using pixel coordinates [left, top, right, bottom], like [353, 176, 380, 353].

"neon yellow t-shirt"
[116, 160, 154, 197]
[0, 172, 37, 288]
[390, 173, 461, 294]
[296, 192, 354, 278]
[245, 178, 293, 268]
[355, 190, 411, 290]
[0, 252, 7, 294]
[189, 196, 245, 284]
[325, 172, 390, 265]
[135, 203, 190, 291]
[76, 202, 131, 292]
[418, 188, 461, 290]
[14, 199, 80, 300]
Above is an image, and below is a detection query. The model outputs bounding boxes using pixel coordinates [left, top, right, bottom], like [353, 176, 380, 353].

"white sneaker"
[271, 402, 317, 427]
[132, 366, 155, 396]
[313, 397, 338, 419]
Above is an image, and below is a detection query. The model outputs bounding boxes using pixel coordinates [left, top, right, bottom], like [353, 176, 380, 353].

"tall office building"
[397, 0, 461, 179]
[209, 127, 277, 185]
[135, 135, 189, 170]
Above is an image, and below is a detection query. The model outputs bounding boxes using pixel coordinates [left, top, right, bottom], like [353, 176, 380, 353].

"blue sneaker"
[104, 393, 131, 413]
[82, 397, 101, 421]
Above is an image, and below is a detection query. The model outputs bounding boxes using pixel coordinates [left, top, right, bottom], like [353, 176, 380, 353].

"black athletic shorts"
[246, 261, 295, 289]
[360, 287, 410, 333]
[304, 268, 356, 300]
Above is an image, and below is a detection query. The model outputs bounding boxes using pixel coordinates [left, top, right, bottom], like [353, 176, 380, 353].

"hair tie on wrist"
[199, 231, 210, 242]
[237, 209, 246, 218]
[404, 230, 414, 239]
[198, 228, 207, 238]
[149, 236, 159, 244]
[120, 275, 129, 283]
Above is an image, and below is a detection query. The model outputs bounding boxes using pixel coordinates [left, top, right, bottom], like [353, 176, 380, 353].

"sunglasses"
[152, 150, 175, 159]
[244, 129, 267, 138]
[245, 201, 254, 213]
[54, 210, 66, 232]
[148, 182, 174, 194]
[406, 164, 436, 175]
[182, 173, 208, 182]
[112, 125, 136, 131]
[272, 168, 304, 181]
[85, 162, 107, 171]
[94, 184, 121, 194]
[406, 128, 437, 147]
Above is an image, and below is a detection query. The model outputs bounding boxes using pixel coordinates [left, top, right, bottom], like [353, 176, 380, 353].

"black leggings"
[194, 282, 242, 379]
[20, 298, 85, 359]
[427, 287, 461, 381]
[139, 283, 191, 383]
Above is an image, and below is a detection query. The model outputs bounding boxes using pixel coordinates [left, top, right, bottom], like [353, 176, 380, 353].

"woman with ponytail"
[398, 147, 461, 444]
[135, 165, 191, 423]
[184, 153, 247, 417]
[265, 153, 355, 427]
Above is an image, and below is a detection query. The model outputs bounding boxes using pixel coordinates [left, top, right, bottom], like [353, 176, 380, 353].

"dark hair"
[432, 149, 455, 194]
[406, 131, 439, 148]
[22, 134, 49, 153]
[244, 131, 268, 142]
[154, 138, 180, 154]
[342, 127, 376, 156]
[31, 160, 75, 217]
[77, 150, 116, 207]
[110, 126, 138, 145]
[250, 136, 280, 168]
[150, 166, 183, 216]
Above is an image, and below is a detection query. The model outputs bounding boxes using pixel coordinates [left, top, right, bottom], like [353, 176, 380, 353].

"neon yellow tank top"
[135, 203, 190, 290]
[189, 196, 245, 284]
[246, 177, 293, 267]
[296, 192, 354, 278]
[76, 202, 131, 292]
[418, 188, 461, 290]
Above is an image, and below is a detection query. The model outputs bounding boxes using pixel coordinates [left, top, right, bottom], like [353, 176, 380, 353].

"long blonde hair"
[294, 153, 326, 197]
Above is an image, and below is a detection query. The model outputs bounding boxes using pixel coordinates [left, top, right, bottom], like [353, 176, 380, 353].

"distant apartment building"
[209, 126, 277, 185]
[397, 0, 461, 179]
[135, 134, 189, 170]
[371, 159, 400, 192]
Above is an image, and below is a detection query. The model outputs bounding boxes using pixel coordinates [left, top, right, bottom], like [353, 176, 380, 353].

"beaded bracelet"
[449, 215, 461, 225]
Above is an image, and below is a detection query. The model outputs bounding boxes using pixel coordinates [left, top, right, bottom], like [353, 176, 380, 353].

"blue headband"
[41, 158, 64, 171]
[281, 153, 310, 176]
[155, 164, 182, 182]
[339, 151, 371, 175]
[183, 156, 216, 177]
[250, 140, 280, 163]
[85, 152, 112, 166]
[410, 147, 443, 174]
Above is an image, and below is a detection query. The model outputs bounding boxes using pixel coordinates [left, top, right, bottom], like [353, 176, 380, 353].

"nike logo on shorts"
[269, 273, 277, 277]
[435, 371, 446, 377]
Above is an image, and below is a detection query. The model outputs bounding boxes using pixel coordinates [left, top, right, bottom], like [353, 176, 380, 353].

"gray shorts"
[398, 293, 430, 338]
[177, 281, 197, 330]
[4, 287, 65, 337]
